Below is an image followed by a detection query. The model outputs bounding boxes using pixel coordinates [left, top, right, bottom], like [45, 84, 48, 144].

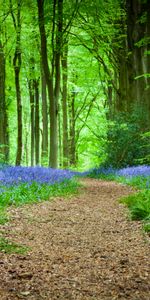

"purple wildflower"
[117, 165, 150, 177]
[0, 166, 76, 187]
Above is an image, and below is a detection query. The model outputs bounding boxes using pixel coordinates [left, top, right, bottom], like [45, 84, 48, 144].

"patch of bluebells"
[0, 166, 76, 189]
[115, 166, 150, 190]
[116, 165, 150, 177]
[87, 165, 150, 178]
[1, 165, 150, 193]
[86, 165, 150, 190]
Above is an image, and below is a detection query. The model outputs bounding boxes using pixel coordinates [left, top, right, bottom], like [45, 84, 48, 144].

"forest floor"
[0, 178, 150, 300]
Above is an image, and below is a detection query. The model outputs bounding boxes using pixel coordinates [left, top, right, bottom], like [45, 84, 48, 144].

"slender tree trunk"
[61, 41, 69, 167]
[34, 79, 40, 165]
[69, 92, 76, 166]
[11, 0, 22, 165]
[0, 40, 9, 162]
[14, 56, 22, 165]
[41, 66, 48, 164]
[53, 0, 63, 168]
[58, 108, 62, 167]
[28, 80, 35, 166]
[37, 0, 58, 168]
[107, 80, 113, 119]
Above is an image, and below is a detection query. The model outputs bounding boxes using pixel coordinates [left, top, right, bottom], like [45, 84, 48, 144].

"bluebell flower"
[0, 166, 76, 188]
[117, 166, 150, 177]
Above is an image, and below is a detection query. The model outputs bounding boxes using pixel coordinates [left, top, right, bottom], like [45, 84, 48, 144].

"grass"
[0, 178, 80, 253]
[120, 190, 150, 220]
[0, 208, 9, 225]
[0, 178, 79, 207]
[116, 176, 150, 233]
[116, 175, 150, 189]
[0, 237, 29, 254]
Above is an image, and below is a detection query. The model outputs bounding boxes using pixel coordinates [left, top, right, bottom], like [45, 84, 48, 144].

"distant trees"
[0, 40, 9, 162]
[0, 0, 150, 169]
[106, 0, 150, 167]
[117, 0, 150, 122]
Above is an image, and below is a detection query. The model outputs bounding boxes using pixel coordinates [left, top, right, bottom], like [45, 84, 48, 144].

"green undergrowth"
[120, 189, 150, 234]
[0, 237, 29, 254]
[0, 209, 9, 225]
[116, 176, 150, 233]
[0, 179, 80, 208]
[116, 175, 150, 190]
[0, 178, 80, 253]
[87, 172, 116, 181]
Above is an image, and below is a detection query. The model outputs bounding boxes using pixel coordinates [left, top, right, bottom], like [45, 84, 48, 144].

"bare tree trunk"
[10, 0, 22, 165]
[14, 60, 22, 166]
[34, 79, 40, 165]
[41, 66, 48, 164]
[53, 0, 63, 168]
[69, 92, 76, 166]
[58, 108, 62, 167]
[37, 0, 58, 168]
[61, 41, 69, 167]
[28, 79, 35, 166]
[0, 40, 9, 162]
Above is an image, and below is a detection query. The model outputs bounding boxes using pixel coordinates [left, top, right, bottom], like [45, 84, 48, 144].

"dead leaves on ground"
[0, 179, 149, 299]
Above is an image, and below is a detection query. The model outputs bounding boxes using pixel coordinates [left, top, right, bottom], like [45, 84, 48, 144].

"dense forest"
[0, 2, 150, 297]
[0, 0, 150, 170]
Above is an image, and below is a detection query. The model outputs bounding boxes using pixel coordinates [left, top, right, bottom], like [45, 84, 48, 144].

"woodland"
[0, 0, 150, 170]
[0, 1, 150, 299]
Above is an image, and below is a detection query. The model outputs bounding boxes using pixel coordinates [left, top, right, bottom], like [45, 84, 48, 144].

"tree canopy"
[0, 0, 150, 170]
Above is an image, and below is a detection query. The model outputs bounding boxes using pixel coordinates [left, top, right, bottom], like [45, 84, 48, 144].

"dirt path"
[0, 179, 150, 300]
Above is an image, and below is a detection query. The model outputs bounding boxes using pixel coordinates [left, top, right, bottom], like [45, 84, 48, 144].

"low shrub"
[120, 190, 150, 224]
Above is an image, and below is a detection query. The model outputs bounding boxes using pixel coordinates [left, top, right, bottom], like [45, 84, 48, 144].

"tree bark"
[34, 79, 40, 165]
[117, 0, 150, 128]
[0, 40, 9, 162]
[61, 41, 69, 167]
[69, 92, 76, 166]
[28, 79, 35, 166]
[41, 66, 48, 164]
[11, 0, 22, 165]
[37, 0, 58, 168]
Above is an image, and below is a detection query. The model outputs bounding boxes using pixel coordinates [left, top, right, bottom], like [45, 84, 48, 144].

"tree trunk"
[117, 0, 150, 128]
[69, 92, 76, 166]
[29, 79, 35, 166]
[11, 0, 22, 166]
[61, 41, 69, 167]
[0, 40, 9, 162]
[34, 79, 40, 165]
[58, 108, 62, 167]
[53, 0, 63, 168]
[37, 0, 58, 168]
[41, 66, 48, 164]
[14, 63, 22, 166]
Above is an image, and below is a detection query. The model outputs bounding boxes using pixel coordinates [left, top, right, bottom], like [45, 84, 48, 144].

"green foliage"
[137, 131, 150, 165]
[105, 112, 149, 168]
[87, 171, 116, 181]
[120, 190, 150, 221]
[0, 179, 79, 207]
[112, 175, 150, 232]
[0, 209, 9, 225]
[116, 176, 150, 190]
[0, 237, 29, 254]
[143, 222, 150, 233]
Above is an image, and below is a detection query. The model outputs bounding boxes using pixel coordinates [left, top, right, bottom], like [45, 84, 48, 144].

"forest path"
[0, 178, 150, 300]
